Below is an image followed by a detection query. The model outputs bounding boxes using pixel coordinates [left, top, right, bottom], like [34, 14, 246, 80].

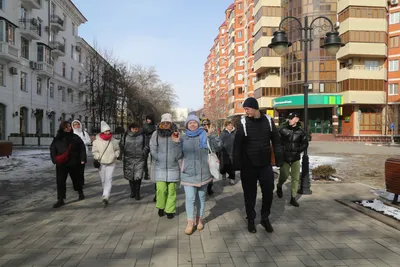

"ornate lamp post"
[268, 16, 344, 194]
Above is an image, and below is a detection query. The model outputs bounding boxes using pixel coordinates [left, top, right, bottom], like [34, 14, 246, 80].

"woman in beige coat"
[92, 121, 120, 204]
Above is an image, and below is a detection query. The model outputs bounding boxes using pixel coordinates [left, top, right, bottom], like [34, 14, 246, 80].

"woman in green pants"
[149, 113, 182, 219]
[277, 112, 308, 207]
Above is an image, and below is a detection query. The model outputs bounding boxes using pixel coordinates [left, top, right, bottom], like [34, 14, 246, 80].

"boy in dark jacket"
[277, 112, 308, 207]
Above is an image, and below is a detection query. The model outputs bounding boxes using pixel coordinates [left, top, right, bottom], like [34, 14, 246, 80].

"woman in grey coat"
[180, 114, 222, 235]
[120, 122, 149, 200]
[150, 113, 182, 219]
[219, 119, 236, 185]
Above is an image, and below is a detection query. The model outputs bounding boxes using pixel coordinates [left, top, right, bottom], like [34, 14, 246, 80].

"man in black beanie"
[232, 97, 283, 233]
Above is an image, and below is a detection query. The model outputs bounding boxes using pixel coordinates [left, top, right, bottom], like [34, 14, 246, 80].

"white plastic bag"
[207, 140, 220, 180]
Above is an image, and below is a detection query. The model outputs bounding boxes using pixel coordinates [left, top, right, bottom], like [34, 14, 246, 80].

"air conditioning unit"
[392, 0, 398, 6]
[29, 61, 37, 69]
[9, 67, 18, 75]
[31, 18, 38, 25]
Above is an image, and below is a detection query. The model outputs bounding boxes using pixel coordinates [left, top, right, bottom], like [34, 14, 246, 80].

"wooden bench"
[0, 141, 13, 158]
[385, 158, 400, 204]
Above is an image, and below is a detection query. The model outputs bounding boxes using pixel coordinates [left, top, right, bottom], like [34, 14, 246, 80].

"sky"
[72, 0, 233, 110]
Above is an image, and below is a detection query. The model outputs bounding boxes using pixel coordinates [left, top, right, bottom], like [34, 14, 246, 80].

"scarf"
[100, 133, 113, 141]
[185, 127, 208, 149]
[225, 127, 235, 134]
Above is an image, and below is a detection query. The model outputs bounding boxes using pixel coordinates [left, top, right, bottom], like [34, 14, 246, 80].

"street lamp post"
[268, 16, 344, 195]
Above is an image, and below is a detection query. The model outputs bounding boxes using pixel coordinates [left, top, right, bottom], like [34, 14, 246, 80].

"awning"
[0, 16, 18, 28]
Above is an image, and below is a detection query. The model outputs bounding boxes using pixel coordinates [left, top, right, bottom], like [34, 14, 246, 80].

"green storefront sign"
[273, 94, 342, 108]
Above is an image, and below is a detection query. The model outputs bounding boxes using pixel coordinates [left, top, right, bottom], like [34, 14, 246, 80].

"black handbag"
[93, 140, 111, 169]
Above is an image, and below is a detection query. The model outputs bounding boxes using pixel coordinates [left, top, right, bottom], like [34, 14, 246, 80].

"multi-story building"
[204, 0, 398, 140]
[389, 0, 400, 136]
[0, 0, 111, 141]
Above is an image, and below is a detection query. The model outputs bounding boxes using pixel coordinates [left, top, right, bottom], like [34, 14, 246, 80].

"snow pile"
[308, 155, 342, 169]
[359, 199, 400, 220]
[371, 189, 396, 201]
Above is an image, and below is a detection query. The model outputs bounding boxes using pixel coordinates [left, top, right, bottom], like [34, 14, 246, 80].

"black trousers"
[221, 163, 235, 179]
[77, 164, 85, 186]
[240, 165, 274, 220]
[56, 165, 83, 200]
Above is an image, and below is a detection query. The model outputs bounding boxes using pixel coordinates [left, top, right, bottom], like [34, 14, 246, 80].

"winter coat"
[149, 125, 182, 182]
[72, 120, 91, 157]
[92, 135, 120, 165]
[233, 115, 283, 170]
[278, 121, 308, 163]
[119, 130, 149, 181]
[50, 131, 86, 166]
[219, 128, 236, 165]
[180, 133, 222, 187]
[143, 122, 156, 138]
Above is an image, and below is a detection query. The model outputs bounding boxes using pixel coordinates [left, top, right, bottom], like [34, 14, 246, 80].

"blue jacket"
[180, 134, 221, 186]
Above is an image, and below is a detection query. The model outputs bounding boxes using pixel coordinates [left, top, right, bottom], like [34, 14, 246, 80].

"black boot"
[290, 196, 299, 207]
[207, 182, 214, 195]
[261, 218, 274, 233]
[129, 181, 136, 198]
[53, 200, 65, 208]
[78, 190, 85, 200]
[248, 219, 257, 233]
[277, 185, 283, 198]
[166, 213, 175, 219]
[135, 180, 141, 201]
[158, 209, 165, 217]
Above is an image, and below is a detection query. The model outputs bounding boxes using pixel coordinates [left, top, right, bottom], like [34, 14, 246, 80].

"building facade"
[0, 0, 110, 141]
[204, 0, 398, 139]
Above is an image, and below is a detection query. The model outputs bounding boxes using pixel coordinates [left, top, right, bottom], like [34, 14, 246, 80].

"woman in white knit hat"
[92, 121, 120, 204]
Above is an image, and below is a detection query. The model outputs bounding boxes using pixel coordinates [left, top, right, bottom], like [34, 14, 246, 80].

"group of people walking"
[49, 97, 308, 235]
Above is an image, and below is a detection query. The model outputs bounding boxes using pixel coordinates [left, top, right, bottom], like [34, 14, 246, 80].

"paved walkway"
[1, 167, 400, 267]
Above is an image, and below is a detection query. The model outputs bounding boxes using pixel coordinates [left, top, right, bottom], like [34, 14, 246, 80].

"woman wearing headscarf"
[72, 120, 91, 186]
[92, 121, 120, 204]
[149, 113, 182, 219]
[180, 114, 222, 235]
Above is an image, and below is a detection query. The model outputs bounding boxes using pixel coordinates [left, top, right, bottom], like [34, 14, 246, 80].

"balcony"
[254, 0, 281, 14]
[36, 62, 54, 78]
[336, 43, 387, 60]
[0, 42, 19, 62]
[338, 0, 387, 13]
[337, 66, 387, 82]
[21, 0, 41, 9]
[50, 41, 65, 57]
[253, 57, 281, 73]
[19, 19, 41, 40]
[254, 76, 281, 89]
[50, 15, 65, 31]
[253, 36, 272, 53]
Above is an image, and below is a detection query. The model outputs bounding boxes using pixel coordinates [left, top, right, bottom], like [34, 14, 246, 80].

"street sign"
[390, 122, 395, 130]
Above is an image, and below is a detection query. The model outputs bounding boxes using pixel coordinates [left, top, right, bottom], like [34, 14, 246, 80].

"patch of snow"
[359, 199, 400, 220]
[371, 189, 395, 201]
[308, 155, 343, 170]
[328, 176, 341, 182]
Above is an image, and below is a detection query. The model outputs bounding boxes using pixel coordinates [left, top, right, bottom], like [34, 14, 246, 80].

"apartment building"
[389, 0, 400, 136]
[0, 0, 110, 141]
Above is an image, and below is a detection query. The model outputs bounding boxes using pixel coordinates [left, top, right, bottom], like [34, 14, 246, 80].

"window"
[389, 60, 399, 72]
[37, 77, 42, 95]
[37, 45, 52, 64]
[49, 82, 54, 98]
[72, 22, 75, 36]
[237, 30, 243, 38]
[365, 61, 379, 70]
[238, 45, 243, 52]
[319, 83, 325, 93]
[390, 36, 399, 48]
[69, 90, 73, 102]
[0, 0, 4, 10]
[237, 102, 243, 108]
[21, 37, 29, 59]
[61, 87, 66, 102]
[51, 3, 56, 15]
[389, 84, 399, 95]
[71, 44, 74, 59]
[20, 72, 27, 91]
[78, 72, 82, 83]
[237, 2, 242, 10]
[5, 21, 16, 45]
[37, 18, 42, 36]
[70, 67, 74, 80]
[390, 12, 400, 25]
[62, 62, 66, 77]
[0, 64, 4, 86]
[238, 87, 243, 94]
[238, 73, 244, 80]
[78, 50, 82, 63]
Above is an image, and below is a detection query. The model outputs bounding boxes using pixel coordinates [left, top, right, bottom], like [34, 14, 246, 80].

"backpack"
[123, 132, 145, 150]
[240, 114, 276, 166]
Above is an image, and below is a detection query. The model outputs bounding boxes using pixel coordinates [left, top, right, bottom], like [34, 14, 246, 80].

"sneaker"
[53, 200, 65, 208]
[247, 219, 257, 233]
[78, 190, 85, 200]
[277, 185, 283, 198]
[290, 197, 299, 207]
[158, 209, 165, 217]
[229, 179, 235, 185]
[260, 218, 274, 233]
[102, 197, 109, 205]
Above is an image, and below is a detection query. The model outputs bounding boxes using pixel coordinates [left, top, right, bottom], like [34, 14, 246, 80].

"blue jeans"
[184, 184, 207, 220]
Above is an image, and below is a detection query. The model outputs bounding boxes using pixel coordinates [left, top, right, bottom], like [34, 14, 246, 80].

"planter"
[385, 158, 400, 204]
[8, 136, 23, 145]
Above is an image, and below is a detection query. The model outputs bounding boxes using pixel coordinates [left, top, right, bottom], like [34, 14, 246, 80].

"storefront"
[272, 94, 342, 134]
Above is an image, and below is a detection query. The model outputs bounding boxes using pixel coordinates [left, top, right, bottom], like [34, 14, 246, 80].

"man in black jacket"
[277, 112, 308, 207]
[232, 97, 283, 233]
